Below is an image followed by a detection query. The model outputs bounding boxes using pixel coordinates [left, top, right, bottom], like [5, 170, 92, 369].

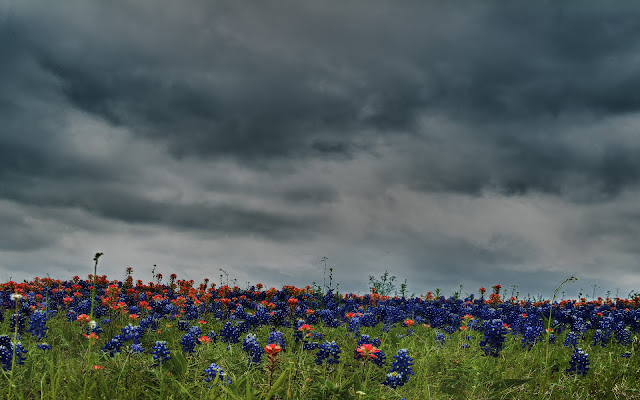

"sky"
[1, 1, 639, 299]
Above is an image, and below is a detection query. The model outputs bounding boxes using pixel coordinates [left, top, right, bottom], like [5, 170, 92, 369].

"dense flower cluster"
[1, 273, 640, 394]
[151, 341, 171, 364]
[242, 333, 264, 364]
[479, 319, 508, 357]
[566, 347, 590, 376]
[382, 349, 414, 388]
[315, 341, 341, 366]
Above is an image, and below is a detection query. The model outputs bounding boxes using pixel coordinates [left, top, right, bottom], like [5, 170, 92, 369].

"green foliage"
[368, 270, 397, 297]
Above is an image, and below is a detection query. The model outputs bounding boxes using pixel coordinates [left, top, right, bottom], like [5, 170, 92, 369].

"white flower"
[89, 320, 97, 330]
[10, 293, 23, 301]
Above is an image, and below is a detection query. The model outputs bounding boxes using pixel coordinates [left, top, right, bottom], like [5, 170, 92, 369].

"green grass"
[1, 309, 639, 400]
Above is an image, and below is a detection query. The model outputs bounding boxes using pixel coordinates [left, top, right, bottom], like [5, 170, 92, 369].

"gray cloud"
[1, 1, 639, 297]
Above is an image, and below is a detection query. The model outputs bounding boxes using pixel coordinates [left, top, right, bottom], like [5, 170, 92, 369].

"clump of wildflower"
[264, 343, 282, 387]
[10, 313, 26, 334]
[181, 332, 198, 354]
[268, 331, 286, 350]
[37, 343, 52, 351]
[204, 363, 232, 386]
[382, 349, 414, 388]
[563, 331, 580, 348]
[28, 310, 49, 340]
[566, 348, 589, 376]
[479, 319, 508, 357]
[435, 331, 446, 346]
[242, 334, 264, 364]
[220, 322, 240, 344]
[129, 343, 145, 354]
[316, 341, 341, 366]
[102, 335, 124, 357]
[356, 343, 381, 360]
[151, 341, 171, 364]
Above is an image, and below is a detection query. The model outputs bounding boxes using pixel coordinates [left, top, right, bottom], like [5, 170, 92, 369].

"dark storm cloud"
[2, 1, 640, 296]
[6, 1, 637, 200]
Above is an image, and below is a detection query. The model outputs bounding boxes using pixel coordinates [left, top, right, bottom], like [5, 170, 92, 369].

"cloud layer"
[1, 1, 639, 298]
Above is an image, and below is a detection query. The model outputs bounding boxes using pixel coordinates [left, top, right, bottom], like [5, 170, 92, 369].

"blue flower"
[151, 341, 171, 364]
[181, 332, 198, 354]
[268, 331, 286, 350]
[566, 347, 589, 376]
[435, 331, 446, 346]
[479, 319, 508, 357]
[220, 322, 240, 344]
[242, 333, 263, 364]
[130, 343, 145, 354]
[382, 349, 414, 388]
[204, 363, 232, 386]
[102, 335, 125, 357]
[37, 343, 52, 351]
[315, 341, 341, 366]
[28, 310, 49, 340]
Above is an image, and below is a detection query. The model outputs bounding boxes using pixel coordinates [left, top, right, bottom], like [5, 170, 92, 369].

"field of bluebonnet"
[1, 255, 639, 399]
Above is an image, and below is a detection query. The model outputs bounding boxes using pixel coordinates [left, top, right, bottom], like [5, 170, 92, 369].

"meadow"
[0, 256, 639, 399]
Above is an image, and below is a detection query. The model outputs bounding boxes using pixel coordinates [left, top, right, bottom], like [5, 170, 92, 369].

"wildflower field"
[1, 258, 639, 399]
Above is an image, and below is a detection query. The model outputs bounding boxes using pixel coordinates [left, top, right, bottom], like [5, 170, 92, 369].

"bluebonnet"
[130, 343, 145, 354]
[204, 363, 232, 386]
[121, 324, 144, 344]
[613, 322, 631, 345]
[435, 331, 446, 346]
[37, 343, 52, 351]
[592, 329, 611, 347]
[151, 341, 171, 364]
[181, 332, 198, 354]
[315, 341, 341, 366]
[268, 331, 286, 350]
[479, 319, 508, 357]
[564, 331, 580, 348]
[242, 333, 263, 364]
[177, 320, 191, 331]
[102, 335, 125, 357]
[382, 349, 414, 388]
[347, 317, 361, 334]
[220, 322, 240, 344]
[0, 336, 27, 371]
[28, 310, 48, 340]
[521, 324, 544, 350]
[566, 348, 589, 376]
[10, 313, 26, 334]
[0, 341, 12, 370]
[357, 335, 381, 348]
[621, 352, 631, 358]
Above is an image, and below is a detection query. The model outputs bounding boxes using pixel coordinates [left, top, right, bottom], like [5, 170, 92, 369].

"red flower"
[404, 319, 414, 326]
[264, 343, 282, 356]
[356, 343, 381, 360]
[198, 335, 211, 344]
[297, 324, 314, 332]
[92, 365, 103, 370]
[76, 314, 91, 323]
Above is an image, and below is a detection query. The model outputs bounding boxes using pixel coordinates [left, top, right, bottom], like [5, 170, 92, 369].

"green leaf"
[166, 351, 188, 376]
[264, 366, 291, 400]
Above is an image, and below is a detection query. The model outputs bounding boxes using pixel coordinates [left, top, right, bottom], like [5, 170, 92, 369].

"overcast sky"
[1, 1, 639, 299]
